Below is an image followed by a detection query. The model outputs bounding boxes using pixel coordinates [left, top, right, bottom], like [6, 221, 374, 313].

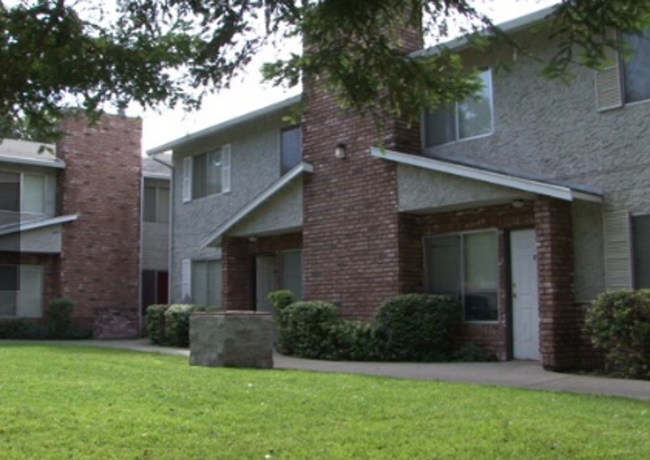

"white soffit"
[370, 147, 602, 203]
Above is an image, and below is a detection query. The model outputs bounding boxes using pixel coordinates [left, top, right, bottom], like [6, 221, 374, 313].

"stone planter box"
[189, 311, 274, 369]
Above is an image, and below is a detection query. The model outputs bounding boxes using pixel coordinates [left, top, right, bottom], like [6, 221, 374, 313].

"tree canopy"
[1, 0, 650, 139]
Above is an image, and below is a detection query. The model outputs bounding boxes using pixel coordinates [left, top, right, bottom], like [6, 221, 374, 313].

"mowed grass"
[0, 346, 648, 460]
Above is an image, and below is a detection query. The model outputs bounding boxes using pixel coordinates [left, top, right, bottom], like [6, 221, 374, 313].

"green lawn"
[0, 345, 648, 460]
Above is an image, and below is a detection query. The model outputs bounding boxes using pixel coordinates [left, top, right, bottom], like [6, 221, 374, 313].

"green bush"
[584, 290, 650, 380]
[327, 320, 380, 361]
[0, 320, 48, 340]
[47, 297, 74, 339]
[163, 304, 218, 347]
[375, 294, 461, 362]
[453, 342, 498, 362]
[268, 290, 295, 353]
[280, 301, 339, 358]
[146, 304, 169, 345]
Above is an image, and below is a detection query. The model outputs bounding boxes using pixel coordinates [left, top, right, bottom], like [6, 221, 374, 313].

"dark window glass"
[633, 215, 650, 288]
[143, 187, 157, 222]
[281, 126, 302, 174]
[192, 150, 222, 199]
[623, 28, 650, 103]
[0, 172, 20, 212]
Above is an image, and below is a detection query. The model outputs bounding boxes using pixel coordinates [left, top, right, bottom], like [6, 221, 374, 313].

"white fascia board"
[0, 214, 79, 237]
[413, 4, 559, 58]
[200, 162, 313, 248]
[0, 155, 66, 169]
[370, 147, 602, 203]
[147, 94, 303, 156]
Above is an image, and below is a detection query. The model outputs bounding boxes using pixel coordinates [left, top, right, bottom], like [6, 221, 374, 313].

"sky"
[140, 0, 558, 152]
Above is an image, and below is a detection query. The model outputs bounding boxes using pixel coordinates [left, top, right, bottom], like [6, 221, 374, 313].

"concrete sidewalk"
[5, 339, 650, 402]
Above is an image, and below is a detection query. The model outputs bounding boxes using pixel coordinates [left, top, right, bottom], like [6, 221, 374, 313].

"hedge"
[146, 304, 218, 347]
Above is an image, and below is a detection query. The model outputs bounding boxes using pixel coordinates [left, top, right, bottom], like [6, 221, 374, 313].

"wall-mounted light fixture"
[511, 199, 526, 209]
[334, 142, 347, 159]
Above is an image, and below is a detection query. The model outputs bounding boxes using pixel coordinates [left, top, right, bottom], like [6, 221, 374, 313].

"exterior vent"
[603, 210, 632, 290]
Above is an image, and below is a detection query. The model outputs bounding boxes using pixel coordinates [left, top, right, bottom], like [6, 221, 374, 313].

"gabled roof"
[0, 214, 79, 237]
[147, 94, 302, 156]
[370, 147, 602, 203]
[200, 162, 313, 248]
[414, 4, 558, 58]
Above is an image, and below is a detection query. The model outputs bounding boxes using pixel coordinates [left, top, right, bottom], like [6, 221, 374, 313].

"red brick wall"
[56, 114, 142, 339]
[301, 24, 423, 319]
[534, 197, 578, 371]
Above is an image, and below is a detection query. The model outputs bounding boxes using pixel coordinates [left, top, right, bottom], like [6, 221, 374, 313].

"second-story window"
[193, 149, 223, 199]
[281, 126, 302, 175]
[182, 144, 231, 203]
[623, 28, 650, 103]
[0, 171, 45, 214]
[143, 186, 170, 223]
[424, 69, 493, 147]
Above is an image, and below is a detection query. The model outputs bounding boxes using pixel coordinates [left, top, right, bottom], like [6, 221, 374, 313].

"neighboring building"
[0, 115, 143, 338]
[141, 155, 171, 312]
[149, 6, 650, 370]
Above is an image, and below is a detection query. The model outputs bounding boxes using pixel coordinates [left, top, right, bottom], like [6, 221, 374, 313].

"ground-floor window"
[141, 270, 169, 312]
[633, 215, 650, 288]
[280, 250, 302, 300]
[0, 265, 43, 317]
[424, 230, 499, 322]
[191, 260, 221, 307]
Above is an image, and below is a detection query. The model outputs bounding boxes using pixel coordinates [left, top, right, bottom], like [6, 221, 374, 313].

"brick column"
[535, 197, 578, 371]
[57, 114, 141, 339]
[221, 236, 253, 311]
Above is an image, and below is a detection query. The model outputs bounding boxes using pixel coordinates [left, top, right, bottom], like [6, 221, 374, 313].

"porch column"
[534, 197, 579, 371]
[221, 236, 253, 311]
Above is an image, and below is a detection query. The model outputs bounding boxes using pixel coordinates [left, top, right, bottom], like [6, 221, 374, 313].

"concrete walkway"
[5, 339, 650, 402]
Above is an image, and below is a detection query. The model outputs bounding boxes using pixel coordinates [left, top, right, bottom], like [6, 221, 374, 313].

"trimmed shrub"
[268, 290, 295, 353]
[327, 320, 380, 361]
[0, 320, 48, 340]
[164, 304, 218, 347]
[375, 294, 461, 362]
[146, 304, 169, 345]
[280, 301, 339, 358]
[47, 297, 74, 339]
[584, 290, 650, 379]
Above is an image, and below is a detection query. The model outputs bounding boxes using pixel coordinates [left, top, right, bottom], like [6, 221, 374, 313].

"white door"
[510, 229, 540, 360]
[256, 256, 276, 313]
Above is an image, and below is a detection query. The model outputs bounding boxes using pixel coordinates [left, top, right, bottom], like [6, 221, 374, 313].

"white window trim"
[424, 228, 500, 324]
[423, 69, 495, 149]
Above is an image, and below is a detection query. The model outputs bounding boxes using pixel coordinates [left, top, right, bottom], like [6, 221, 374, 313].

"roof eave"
[369, 147, 602, 203]
[0, 155, 66, 169]
[147, 94, 302, 156]
[200, 162, 313, 248]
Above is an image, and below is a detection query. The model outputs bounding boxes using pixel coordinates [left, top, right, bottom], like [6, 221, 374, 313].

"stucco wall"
[423, 28, 650, 214]
[398, 164, 532, 213]
[230, 179, 303, 237]
[170, 109, 299, 302]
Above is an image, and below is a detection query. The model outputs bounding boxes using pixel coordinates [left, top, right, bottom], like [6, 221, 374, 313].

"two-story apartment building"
[0, 115, 143, 338]
[148, 6, 650, 370]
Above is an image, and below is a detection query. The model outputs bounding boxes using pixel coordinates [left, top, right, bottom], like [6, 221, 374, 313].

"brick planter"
[189, 312, 274, 369]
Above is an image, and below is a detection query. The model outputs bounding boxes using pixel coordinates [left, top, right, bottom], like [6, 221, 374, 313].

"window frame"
[143, 185, 170, 223]
[0, 264, 44, 318]
[280, 125, 302, 175]
[0, 170, 47, 214]
[190, 259, 222, 307]
[423, 68, 495, 148]
[424, 229, 500, 323]
[192, 149, 223, 200]
[621, 28, 650, 105]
